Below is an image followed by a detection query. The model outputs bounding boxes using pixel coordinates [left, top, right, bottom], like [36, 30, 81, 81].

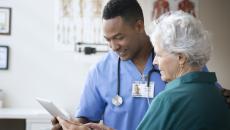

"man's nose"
[110, 40, 120, 51]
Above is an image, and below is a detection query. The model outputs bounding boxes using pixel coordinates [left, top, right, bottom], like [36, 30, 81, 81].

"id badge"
[132, 81, 154, 98]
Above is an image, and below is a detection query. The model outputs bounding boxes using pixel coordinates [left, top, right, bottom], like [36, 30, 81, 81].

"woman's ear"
[178, 53, 187, 65]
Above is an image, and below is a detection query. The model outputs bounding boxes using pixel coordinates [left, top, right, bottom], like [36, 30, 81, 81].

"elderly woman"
[137, 11, 230, 130]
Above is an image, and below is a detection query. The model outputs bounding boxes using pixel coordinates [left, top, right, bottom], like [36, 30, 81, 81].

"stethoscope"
[112, 50, 160, 107]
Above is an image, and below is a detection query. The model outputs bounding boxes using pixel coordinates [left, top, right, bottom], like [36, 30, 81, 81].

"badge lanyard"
[112, 50, 160, 107]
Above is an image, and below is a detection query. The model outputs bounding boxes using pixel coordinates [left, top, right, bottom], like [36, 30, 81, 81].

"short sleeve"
[75, 66, 106, 121]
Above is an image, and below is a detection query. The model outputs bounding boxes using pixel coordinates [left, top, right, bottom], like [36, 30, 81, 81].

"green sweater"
[137, 72, 230, 130]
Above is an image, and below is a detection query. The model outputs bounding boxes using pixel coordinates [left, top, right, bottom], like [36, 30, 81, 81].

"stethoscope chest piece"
[112, 95, 123, 106]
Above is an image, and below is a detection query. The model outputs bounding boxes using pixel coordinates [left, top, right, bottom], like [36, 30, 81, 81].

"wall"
[0, 0, 102, 113]
[0, 0, 230, 112]
[139, 0, 230, 89]
[199, 0, 230, 89]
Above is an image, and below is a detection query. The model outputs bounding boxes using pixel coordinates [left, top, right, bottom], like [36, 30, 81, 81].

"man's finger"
[57, 117, 70, 130]
[85, 123, 102, 129]
[51, 124, 62, 130]
[69, 118, 82, 125]
[51, 117, 58, 125]
[85, 122, 113, 130]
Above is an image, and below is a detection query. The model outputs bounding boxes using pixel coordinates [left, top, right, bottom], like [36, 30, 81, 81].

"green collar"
[165, 72, 217, 90]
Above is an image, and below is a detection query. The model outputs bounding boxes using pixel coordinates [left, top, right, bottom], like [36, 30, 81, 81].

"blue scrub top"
[75, 51, 165, 130]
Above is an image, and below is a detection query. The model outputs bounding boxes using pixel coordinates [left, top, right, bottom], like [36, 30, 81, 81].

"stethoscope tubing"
[113, 49, 160, 106]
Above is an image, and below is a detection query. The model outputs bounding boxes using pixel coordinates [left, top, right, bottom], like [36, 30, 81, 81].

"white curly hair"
[150, 11, 212, 67]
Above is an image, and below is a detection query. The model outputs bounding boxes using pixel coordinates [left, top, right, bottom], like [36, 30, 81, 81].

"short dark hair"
[102, 0, 144, 25]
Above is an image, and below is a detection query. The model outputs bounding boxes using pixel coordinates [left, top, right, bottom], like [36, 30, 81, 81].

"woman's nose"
[153, 56, 158, 65]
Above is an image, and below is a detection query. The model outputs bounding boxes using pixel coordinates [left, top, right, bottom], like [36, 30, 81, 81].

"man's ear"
[135, 19, 145, 33]
[178, 53, 187, 65]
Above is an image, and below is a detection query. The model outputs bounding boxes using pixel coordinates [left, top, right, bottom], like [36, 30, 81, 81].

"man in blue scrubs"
[52, 0, 230, 130]
[53, 1, 164, 130]
[74, 0, 165, 129]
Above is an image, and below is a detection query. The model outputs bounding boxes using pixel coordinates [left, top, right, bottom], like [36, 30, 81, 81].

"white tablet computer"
[36, 97, 70, 120]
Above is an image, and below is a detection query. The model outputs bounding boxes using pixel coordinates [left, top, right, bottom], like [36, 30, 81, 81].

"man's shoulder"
[96, 51, 117, 66]
[89, 51, 118, 73]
